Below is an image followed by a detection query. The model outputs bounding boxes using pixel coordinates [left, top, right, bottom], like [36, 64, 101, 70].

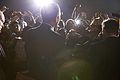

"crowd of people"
[0, 2, 120, 80]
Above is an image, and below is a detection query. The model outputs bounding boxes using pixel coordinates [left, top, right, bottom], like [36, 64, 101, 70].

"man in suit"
[88, 19, 120, 80]
[23, 2, 65, 80]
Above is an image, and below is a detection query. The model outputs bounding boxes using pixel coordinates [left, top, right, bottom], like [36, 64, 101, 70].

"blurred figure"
[57, 20, 66, 38]
[65, 18, 89, 47]
[34, 15, 42, 27]
[0, 6, 8, 33]
[88, 12, 104, 40]
[88, 19, 120, 80]
[23, 2, 65, 80]
[73, 11, 90, 37]
[18, 12, 27, 32]
[65, 19, 76, 34]
[0, 6, 17, 80]
[0, 22, 6, 80]
[58, 20, 65, 29]
[66, 29, 81, 47]
[23, 11, 36, 26]
[72, 4, 82, 19]
[22, 11, 38, 36]
[0, 10, 19, 80]
[101, 19, 119, 37]
[9, 11, 23, 36]
[102, 13, 110, 20]
[23, 11, 36, 30]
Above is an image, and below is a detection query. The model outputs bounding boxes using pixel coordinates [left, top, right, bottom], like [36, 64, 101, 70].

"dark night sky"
[1, 0, 120, 19]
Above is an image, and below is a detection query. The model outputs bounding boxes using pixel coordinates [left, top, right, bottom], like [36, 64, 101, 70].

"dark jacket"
[23, 23, 65, 80]
[0, 44, 6, 80]
[88, 37, 120, 80]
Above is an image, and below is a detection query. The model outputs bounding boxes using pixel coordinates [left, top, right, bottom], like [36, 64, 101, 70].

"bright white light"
[33, 0, 54, 8]
[75, 19, 81, 25]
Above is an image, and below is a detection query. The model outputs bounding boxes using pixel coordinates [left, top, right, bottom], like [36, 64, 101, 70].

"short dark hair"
[102, 19, 119, 34]
[41, 2, 61, 23]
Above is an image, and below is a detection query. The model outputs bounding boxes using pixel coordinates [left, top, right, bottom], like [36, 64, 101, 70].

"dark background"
[1, 0, 120, 19]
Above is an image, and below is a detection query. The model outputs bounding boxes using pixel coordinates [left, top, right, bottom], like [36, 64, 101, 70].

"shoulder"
[89, 37, 120, 52]
[22, 26, 39, 40]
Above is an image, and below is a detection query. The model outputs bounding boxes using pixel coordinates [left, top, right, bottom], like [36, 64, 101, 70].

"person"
[0, 25, 6, 80]
[65, 19, 76, 34]
[0, 6, 8, 33]
[88, 16, 103, 40]
[0, 11, 17, 80]
[88, 19, 120, 80]
[9, 11, 23, 36]
[71, 4, 81, 19]
[0, 44, 6, 80]
[57, 20, 66, 38]
[23, 11, 37, 32]
[23, 2, 65, 80]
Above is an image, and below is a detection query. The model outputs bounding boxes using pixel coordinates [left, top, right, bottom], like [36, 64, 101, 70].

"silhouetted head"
[102, 19, 119, 36]
[41, 2, 61, 25]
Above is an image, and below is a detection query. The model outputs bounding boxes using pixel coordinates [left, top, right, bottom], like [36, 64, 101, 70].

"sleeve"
[0, 44, 6, 57]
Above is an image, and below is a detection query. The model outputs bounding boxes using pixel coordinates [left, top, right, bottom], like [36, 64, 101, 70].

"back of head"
[65, 19, 75, 30]
[102, 19, 119, 35]
[0, 6, 8, 12]
[40, 2, 61, 23]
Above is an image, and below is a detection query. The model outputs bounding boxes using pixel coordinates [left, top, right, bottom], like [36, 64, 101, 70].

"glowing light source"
[33, 0, 54, 8]
[75, 19, 81, 25]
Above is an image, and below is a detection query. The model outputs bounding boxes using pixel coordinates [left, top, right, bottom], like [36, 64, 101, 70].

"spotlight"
[33, 0, 54, 8]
